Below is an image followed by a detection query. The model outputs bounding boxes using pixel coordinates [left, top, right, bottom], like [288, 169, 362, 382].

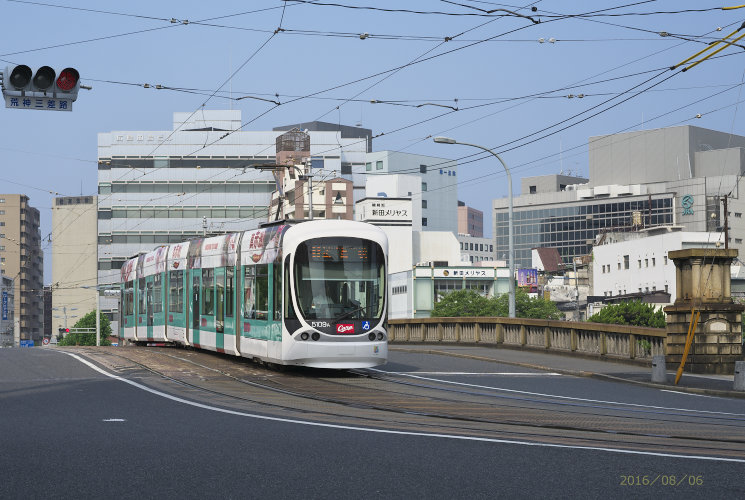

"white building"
[365, 151, 458, 233]
[97, 111, 370, 320]
[457, 234, 493, 264]
[356, 176, 506, 318]
[592, 226, 724, 303]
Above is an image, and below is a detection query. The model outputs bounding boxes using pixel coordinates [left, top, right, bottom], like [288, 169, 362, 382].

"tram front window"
[294, 237, 385, 322]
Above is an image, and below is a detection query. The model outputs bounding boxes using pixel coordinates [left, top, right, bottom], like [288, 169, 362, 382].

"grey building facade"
[494, 126, 745, 269]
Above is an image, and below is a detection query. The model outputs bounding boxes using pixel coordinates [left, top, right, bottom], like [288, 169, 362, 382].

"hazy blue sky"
[2, 0, 745, 282]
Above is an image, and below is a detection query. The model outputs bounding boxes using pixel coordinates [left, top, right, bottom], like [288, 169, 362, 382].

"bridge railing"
[388, 317, 667, 361]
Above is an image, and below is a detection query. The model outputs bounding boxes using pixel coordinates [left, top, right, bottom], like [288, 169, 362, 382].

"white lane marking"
[369, 369, 745, 418]
[57, 351, 745, 464]
[660, 390, 715, 399]
[102, 418, 126, 422]
[383, 372, 562, 376]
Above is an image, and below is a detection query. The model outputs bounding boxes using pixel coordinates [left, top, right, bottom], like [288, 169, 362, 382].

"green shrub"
[588, 300, 665, 328]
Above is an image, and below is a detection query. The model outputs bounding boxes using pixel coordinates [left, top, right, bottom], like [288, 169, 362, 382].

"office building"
[458, 201, 483, 237]
[97, 111, 370, 319]
[493, 126, 745, 270]
[0, 194, 43, 342]
[52, 195, 98, 330]
[364, 151, 458, 233]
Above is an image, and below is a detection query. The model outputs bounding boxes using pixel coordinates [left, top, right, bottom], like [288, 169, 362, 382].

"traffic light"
[1, 64, 80, 111]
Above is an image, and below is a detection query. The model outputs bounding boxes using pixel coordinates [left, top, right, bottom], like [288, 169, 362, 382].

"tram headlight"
[377, 332, 385, 341]
[300, 332, 309, 341]
[368, 332, 376, 341]
[311, 332, 320, 341]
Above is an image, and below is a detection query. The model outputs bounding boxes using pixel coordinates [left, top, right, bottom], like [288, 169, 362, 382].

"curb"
[389, 346, 745, 399]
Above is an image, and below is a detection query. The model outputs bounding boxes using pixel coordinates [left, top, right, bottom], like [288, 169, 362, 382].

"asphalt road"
[1, 347, 743, 499]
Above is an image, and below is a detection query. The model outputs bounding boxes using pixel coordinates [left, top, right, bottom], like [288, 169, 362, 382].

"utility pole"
[722, 195, 729, 249]
[573, 257, 581, 321]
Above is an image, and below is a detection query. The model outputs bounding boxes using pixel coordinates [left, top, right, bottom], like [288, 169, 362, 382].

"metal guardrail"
[388, 317, 667, 361]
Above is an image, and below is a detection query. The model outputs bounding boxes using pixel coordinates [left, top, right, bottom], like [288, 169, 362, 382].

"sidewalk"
[390, 344, 744, 399]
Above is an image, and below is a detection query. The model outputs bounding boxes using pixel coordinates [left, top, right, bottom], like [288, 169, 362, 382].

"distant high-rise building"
[457, 201, 483, 237]
[0, 194, 43, 342]
[52, 195, 98, 331]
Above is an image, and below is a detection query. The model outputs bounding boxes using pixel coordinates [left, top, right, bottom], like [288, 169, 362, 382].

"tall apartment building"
[97, 110, 370, 319]
[457, 201, 484, 237]
[0, 194, 43, 341]
[493, 125, 745, 269]
[364, 151, 458, 233]
[52, 195, 98, 331]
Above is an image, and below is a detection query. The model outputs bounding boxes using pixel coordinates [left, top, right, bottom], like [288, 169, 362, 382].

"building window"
[376, 161, 383, 170]
[529, 186, 537, 194]
[737, 238, 743, 244]
[618, 262, 621, 270]
[651, 257, 656, 266]
[341, 163, 352, 175]
[422, 200, 427, 209]
[422, 217, 428, 227]
[665, 284, 669, 293]
[638, 259, 642, 268]
[623, 255, 629, 269]
[645, 258, 649, 267]
[366, 162, 372, 171]
[664, 256, 668, 265]
[420, 164, 427, 173]
[422, 182, 427, 191]
[736, 213, 742, 218]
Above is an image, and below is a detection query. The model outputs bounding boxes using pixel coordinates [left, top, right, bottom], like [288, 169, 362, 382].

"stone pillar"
[664, 249, 744, 375]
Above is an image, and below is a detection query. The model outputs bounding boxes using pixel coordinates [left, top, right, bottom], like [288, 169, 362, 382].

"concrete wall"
[589, 126, 745, 187]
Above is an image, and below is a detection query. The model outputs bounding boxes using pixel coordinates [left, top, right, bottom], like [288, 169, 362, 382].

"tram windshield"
[294, 237, 385, 322]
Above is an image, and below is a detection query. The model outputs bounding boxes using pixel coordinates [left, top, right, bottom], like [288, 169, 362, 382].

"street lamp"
[433, 136, 516, 318]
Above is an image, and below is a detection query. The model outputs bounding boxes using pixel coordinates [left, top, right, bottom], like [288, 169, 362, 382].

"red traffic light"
[65, 328, 70, 333]
[9, 65, 31, 89]
[56, 68, 79, 91]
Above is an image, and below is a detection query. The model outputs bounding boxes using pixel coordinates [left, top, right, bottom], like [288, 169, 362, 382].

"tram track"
[69, 346, 745, 459]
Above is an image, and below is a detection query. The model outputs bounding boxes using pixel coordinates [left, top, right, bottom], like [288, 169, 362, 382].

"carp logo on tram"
[118, 220, 388, 368]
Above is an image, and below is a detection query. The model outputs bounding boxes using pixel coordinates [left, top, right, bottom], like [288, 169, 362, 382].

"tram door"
[136, 278, 147, 340]
[146, 277, 154, 339]
[215, 267, 225, 351]
[191, 273, 200, 346]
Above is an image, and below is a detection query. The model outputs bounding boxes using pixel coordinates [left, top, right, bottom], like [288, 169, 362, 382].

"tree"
[59, 310, 112, 346]
[431, 289, 498, 317]
[493, 289, 564, 319]
[431, 288, 563, 320]
[588, 300, 665, 328]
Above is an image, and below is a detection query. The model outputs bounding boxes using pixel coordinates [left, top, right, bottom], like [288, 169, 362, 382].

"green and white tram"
[119, 220, 388, 368]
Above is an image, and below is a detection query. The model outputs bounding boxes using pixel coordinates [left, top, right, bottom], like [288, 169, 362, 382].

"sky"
[2, 0, 745, 283]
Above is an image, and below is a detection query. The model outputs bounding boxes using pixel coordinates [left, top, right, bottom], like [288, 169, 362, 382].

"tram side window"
[168, 270, 184, 314]
[273, 264, 281, 321]
[125, 282, 134, 316]
[202, 268, 214, 316]
[255, 265, 269, 320]
[244, 266, 256, 319]
[153, 274, 163, 313]
[216, 270, 224, 333]
[226, 268, 234, 318]
[138, 278, 146, 314]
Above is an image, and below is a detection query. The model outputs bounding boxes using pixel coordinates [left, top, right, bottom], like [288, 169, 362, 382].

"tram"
[119, 220, 388, 368]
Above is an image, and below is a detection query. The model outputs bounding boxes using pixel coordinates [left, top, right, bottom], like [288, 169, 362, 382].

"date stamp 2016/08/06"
[620, 475, 703, 487]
